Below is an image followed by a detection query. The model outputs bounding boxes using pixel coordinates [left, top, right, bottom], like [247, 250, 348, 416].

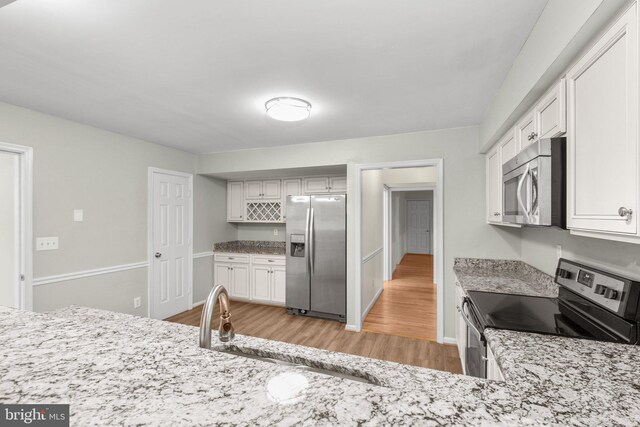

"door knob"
[155, 252, 162, 258]
[618, 207, 633, 221]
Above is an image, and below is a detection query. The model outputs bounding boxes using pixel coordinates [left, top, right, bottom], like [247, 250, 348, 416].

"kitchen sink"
[212, 345, 382, 386]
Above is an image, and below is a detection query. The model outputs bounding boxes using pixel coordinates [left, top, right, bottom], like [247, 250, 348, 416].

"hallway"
[362, 254, 436, 341]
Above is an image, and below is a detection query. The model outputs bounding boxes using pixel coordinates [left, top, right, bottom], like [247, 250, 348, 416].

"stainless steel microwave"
[502, 137, 566, 228]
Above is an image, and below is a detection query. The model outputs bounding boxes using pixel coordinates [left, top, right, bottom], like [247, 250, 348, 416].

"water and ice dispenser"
[290, 234, 305, 257]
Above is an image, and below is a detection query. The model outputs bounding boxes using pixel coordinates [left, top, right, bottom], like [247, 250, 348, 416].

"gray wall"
[237, 223, 285, 242]
[0, 101, 236, 315]
[520, 227, 640, 281]
[199, 126, 522, 338]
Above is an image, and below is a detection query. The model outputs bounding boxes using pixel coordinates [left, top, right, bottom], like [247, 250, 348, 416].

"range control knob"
[604, 288, 619, 300]
[594, 284, 606, 295]
[557, 268, 572, 279]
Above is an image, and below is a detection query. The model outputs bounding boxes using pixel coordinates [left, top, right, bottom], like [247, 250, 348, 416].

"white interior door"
[151, 170, 192, 319]
[0, 151, 19, 308]
[406, 200, 430, 254]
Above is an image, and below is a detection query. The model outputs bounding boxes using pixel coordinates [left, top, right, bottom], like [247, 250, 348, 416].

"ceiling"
[0, 0, 548, 154]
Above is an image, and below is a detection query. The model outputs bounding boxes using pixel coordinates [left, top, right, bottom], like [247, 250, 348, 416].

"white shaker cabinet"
[251, 265, 272, 303]
[303, 177, 330, 194]
[535, 79, 566, 140]
[271, 266, 286, 304]
[282, 179, 302, 220]
[214, 260, 250, 301]
[566, 3, 638, 236]
[516, 110, 536, 150]
[329, 176, 347, 193]
[227, 181, 245, 222]
[454, 282, 467, 375]
[486, 144, 502, 223]
[245, 180, 281, 200]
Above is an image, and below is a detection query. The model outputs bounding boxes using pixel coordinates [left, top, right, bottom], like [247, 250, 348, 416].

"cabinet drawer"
[252, 255, 286, 266]
[214, 253, 250, 263]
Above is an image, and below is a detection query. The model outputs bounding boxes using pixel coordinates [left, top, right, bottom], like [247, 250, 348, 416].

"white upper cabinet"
[516, 110, 536, 149]
[262, 180, 281, 199]
[536, 79, 566, 140]
[329, 176, 347, 193]
[245, 180, 281, 200]
[245, 180, 263, 199]
[282, 179, 302, 198]
[566, 3, 638, 236]
[303, 177, 330, 194]
[499, 128, 519, 165]
[227, 181, 244, 222]
[486, 144, 502, 223]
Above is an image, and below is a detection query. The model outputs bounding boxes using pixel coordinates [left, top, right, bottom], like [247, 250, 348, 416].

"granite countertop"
[213, 240, 285, 256]
[453, 258, 558, 297]
[2, 306, 639, 425]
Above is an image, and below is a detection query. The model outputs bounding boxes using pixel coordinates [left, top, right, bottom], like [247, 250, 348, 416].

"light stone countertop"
[1, 306, 639, 425]
[453, 258, 558, 297]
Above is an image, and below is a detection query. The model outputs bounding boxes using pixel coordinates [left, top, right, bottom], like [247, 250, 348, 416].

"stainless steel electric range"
[461, 258, 640, 378]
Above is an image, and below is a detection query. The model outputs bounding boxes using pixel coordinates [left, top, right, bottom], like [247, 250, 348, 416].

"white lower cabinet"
[251, 265, 272, 303]
[214, 261, 250, 300]
[214, 253, 286, 305]
[486, 344, 505, 381]
[454, 282, 467, 374]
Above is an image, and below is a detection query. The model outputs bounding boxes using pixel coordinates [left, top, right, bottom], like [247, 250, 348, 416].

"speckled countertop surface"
[213, 240, 285, 256]
[453, 258, 558, 297]
[1, 306, 639, 425]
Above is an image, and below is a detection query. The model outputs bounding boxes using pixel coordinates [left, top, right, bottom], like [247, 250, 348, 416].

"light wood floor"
[166, 299, 462, 374]
[363, 254, 437, 341]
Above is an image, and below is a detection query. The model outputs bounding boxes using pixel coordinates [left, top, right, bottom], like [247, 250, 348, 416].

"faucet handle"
[218, 312, 235, 342]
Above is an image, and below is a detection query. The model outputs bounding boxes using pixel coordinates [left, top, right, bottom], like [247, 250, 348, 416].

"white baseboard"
[361, 286, 384, 321]
[443, 336, 457, 345]
[192, 299, 206, 307]
[344, 324, 358, 332]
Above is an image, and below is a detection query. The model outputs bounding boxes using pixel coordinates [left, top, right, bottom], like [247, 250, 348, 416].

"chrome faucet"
[199, 285, 235, 349]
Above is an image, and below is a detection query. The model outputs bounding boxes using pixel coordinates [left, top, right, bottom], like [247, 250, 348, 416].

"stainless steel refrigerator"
[286, 195, 346, 322]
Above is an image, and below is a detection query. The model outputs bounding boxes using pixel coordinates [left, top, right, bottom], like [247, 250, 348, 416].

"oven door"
[460, 298, 487, 378]
[502, 159, 538, 225]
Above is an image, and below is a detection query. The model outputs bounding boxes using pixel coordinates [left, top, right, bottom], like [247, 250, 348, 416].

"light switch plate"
[273, 228, 278, 236]
[133, 297, 141, 309]
[36, 237, 59, 251]
[73, 209, 84, 222]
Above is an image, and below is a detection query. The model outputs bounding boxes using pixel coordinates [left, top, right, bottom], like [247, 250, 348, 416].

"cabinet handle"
[493, 212, 500, 216]
[268, 259, 275, 263]
[618, 207, 633, 221]
[228, 257, 234, 260]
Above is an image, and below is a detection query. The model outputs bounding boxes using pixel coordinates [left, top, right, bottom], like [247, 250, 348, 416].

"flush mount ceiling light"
[265, 97, 312, 122]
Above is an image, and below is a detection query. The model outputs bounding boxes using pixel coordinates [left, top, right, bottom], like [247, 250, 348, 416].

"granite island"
[1, 302, 639, 426]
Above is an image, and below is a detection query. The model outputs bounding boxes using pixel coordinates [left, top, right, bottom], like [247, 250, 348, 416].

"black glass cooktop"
[466, 290, 629, 343]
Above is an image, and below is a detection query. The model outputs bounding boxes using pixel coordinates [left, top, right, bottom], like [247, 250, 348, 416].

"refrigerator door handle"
[305, 207, 311, 276]
[309, 208, 315, 276]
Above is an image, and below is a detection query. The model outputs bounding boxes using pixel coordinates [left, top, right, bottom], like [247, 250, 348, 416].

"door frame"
[383, 186, 436, 280]
[406, 198, 432, 255]
[356, 159, 444, 343]
[147, 167, 194, 319]
[0, 142, 33, 311]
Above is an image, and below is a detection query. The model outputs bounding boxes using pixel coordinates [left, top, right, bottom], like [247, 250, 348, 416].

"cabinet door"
[271, 266, 286, 304]
[230, 264, 250, 299]
[282, 179, 302, 198]
[536, 79, 566, 139]
[227, 181, 245, 222]
[251, 265, 272, 302]
[499, 130, 518, 166]
[516, 111, 536, 149]
[245, 181, 263, 199]
[454, 284, 466, 372]
[486, 345, 504, 381]
[486, 145, 502, 223]
[303, 177, 329, 194]
[566, 4, 638, 235]
[262, 180, 281, 199]
[214, 263, 231, 293]
[328, 176, 347, 193]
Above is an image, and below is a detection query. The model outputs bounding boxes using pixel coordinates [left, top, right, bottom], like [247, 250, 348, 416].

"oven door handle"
[516, 163, 530, 223]
[459, 299, 482, 340]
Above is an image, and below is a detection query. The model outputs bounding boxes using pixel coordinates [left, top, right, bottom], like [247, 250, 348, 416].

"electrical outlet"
[133, 297, 141, 309]
[556, 245, 562, 260]
[36, 237, 59, 251]
[273, 228, 278, 236]
[73, 209, 84, 222]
